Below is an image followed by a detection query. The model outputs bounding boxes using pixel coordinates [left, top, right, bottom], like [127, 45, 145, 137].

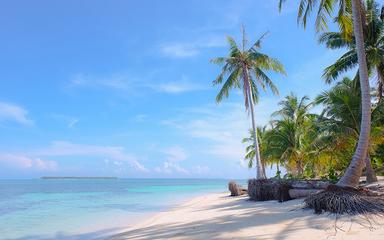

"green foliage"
[211, 28, 286, 108]
[243, 77, 384, 179]
[327, 167, 339, 183]
[320, 0, 384, 99]
[279, 0, 353, 37]
[240, 1, 384, 180]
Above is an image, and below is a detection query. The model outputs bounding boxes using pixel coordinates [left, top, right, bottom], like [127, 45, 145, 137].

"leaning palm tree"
[316, 77, 384, 182]
[211, 28, 286, 179]
[278, 1, 384, 215]
[316, 77, 377, 181]
[279, 0, 371, 188]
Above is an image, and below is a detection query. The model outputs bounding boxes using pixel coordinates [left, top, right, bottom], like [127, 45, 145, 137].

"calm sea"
[0, 178, 245, 240]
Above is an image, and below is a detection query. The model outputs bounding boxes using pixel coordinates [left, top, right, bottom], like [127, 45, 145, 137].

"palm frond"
[316, 0, 336, 32]
[226, 36, 241, 56]
[252, 67, 280, 95]
[323, 50, 357, 83]
[215, 67, 241, 103]
[318, 32, 350, 48]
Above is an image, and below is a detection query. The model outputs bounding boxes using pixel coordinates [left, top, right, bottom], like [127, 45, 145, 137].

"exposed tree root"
[304, 184, 384, 215]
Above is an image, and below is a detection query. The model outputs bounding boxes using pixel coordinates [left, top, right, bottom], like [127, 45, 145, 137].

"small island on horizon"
[40, 176, 118, 179]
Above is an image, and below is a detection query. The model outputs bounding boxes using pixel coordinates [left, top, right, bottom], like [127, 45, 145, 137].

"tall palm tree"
[279, 0, 372, 187]
[319, 0, 384, 102]
[211, 28, 286, 179]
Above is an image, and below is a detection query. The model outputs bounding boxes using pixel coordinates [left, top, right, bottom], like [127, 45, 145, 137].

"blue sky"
[0, 0, 369, 179]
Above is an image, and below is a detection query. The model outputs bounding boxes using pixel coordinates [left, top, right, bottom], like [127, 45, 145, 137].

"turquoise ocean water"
[0, 179, 245, 240]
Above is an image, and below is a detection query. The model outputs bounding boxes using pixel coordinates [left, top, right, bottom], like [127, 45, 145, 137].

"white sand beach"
[111, 192, 384, 240]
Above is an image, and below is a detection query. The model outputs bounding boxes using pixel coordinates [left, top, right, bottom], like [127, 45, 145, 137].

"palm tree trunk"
[243, 68, 266, 179]
[365, 139, 377, 183]
[261, 159, 267, 177]
[365, 154, 377, 183]
[249, 94, 265, 179]
[337, 0, 372, 187]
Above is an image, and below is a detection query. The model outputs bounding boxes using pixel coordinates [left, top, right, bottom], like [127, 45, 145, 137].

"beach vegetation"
[237, 0, 384, 214]
[211, 27, 286, 179]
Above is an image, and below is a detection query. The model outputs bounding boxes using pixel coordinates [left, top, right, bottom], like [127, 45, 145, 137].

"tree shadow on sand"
[8, 227, 122, 240]
[110, 197, 337, 240]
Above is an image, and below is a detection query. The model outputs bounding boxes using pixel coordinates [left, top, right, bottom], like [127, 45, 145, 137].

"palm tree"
[270, 94, 318, 176]
[244, 94, 322, 178]
[243, 127, 267, 175]
[279, 0, 372, 187]
[243, 126, 284, 178]
[319, 0, 384, 102]
[316, 77, 384, 182]
[211, 28, 286, 179]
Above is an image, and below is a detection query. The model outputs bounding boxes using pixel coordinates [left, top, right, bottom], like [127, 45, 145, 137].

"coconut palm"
[211, 28, 286, 179]
[316, 77, 384, 182]
[243, 126, 284, 178]
[270, 94, 318, 176]
[279, 0, 371, 187]
[244, 94, 323, 177]
[279, 0, 354, 36]
[316, 78, 362, 140]
[243, 127, 267, 173]
[319, 0, 384, 102]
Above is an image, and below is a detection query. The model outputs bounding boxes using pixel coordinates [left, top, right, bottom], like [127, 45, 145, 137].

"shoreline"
[100, 191, 228, 238]
[110, 192, 384, 240]
[1, 179, 232, 240]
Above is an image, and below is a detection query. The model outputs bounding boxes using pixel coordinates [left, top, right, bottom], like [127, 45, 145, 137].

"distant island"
[41, 177, 118, 179]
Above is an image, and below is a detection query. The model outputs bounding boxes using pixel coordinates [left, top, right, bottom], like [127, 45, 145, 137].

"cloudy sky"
[0, 0, 369, 178]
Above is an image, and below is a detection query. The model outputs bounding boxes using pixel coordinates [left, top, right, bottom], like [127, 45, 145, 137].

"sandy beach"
[111, 192, 384, 240]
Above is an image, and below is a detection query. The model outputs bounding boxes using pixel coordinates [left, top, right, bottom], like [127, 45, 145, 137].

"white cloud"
[154, 161, 189, 174]
[162, 100, 279, 160]
[0, 102, 33, 126]
[34, 158, 58, 171]
[69, 73, 204, 95]
[0, 141, 148, 173]
[161, 35, 226, 58]
[33, 141, 148, 172]
[51, 114, 79, 128]
[154, 146, 190, 175]
[0, 153, 58, 171]
[68, 119, 79, 128]
[162, 146, 187, 162]
[192, 165, 210, 175]
[150, 81, 204, 94]
[147, 75, 206, 94]
[70, 73, 134, 91]
[161, 44, 199, 58]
